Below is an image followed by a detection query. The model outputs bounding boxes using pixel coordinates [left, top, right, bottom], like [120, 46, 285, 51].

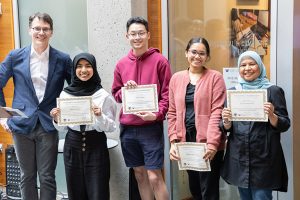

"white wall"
[86, 1, 134, 199]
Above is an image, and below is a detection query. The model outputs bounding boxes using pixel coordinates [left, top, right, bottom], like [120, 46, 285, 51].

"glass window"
[17, 0, 88, 58]
[168, 0, 270, 77]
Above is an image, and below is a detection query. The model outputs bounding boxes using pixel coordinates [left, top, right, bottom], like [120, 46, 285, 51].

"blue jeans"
[238, 187, 273, 200]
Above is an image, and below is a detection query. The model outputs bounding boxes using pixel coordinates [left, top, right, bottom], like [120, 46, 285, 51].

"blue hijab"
[237, 51, 273, 90]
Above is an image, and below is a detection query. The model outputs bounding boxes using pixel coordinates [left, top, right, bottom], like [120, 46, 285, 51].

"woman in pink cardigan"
[168, 37, 226, 200]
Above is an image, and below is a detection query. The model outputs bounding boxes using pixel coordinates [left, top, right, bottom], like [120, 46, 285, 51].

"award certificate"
[122, 84, 159, 114]
[57, 96, 94, 126]
[175, 142, 211, 172]
[0, 107, 28, 118]
[227, 89, 268, 121]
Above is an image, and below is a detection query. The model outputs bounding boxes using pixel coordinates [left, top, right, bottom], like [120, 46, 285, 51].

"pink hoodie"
[112, 48, 172, 125]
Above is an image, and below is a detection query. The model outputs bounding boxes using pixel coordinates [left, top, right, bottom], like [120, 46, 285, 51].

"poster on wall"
[223, 67, 239, 89]
[230, 8, 270, 57]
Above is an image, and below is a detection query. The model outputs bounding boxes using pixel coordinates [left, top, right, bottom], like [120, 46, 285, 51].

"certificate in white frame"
[175, 142, 211, 172]
[227, 89, 268, 122]
[57, 96, 94, 126]
[121, 84, 159, 114]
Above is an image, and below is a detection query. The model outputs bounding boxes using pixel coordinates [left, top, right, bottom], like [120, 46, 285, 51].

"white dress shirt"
[30, 45, 50, 103]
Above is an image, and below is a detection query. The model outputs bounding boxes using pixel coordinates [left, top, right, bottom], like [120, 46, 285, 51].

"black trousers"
[64, 129, 110, 200]
[186, 150, 224, 200]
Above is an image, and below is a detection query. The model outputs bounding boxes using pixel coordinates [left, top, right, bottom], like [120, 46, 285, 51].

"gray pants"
[13, 123, 58, 200]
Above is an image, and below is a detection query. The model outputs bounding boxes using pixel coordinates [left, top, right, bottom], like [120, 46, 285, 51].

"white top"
[30, 45, 50, 103]
[53, 88, 117, 133]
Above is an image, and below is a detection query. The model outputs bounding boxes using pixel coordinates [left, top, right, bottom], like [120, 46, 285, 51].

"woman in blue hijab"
[220, 51, 290, 200]
[237, 50, 273, 89]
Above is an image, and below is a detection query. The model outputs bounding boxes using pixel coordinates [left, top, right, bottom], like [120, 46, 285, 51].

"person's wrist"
[171, 139, 179, 144]
[223, 119, 231, 125]
[153, 113, 158, 121]
[270, 113, 278, 121]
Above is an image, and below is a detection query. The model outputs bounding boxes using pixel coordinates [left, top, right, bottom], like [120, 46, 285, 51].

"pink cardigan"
[167, 68, 226, 151]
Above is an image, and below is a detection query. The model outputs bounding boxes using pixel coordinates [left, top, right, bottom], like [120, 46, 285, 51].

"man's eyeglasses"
[127, 31, 147, 39]
[188, 50, 207, 57]
[31, 27, 52, 34]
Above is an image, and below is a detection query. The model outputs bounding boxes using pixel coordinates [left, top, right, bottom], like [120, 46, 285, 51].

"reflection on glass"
[168, 0, 232, 73]
[168, 0, 271, 75]
[18, 0, 88, 57]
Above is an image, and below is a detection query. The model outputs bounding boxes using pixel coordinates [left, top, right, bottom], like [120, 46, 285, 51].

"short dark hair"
[185, 37, 210, 57]
[126, 16, 149, 32]
[29, 12, 53, 30]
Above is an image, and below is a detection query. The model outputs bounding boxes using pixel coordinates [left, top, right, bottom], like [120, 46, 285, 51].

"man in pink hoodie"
[112, 16, 171, 200]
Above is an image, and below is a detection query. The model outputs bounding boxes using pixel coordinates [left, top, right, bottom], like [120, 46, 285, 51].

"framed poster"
[231, 8, 270, 57]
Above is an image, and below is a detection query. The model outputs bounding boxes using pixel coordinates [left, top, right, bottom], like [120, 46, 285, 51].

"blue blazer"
[0, 45, 72, 134]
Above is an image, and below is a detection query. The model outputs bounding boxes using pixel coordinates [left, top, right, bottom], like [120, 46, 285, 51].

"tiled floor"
[0, 187, 68, 200]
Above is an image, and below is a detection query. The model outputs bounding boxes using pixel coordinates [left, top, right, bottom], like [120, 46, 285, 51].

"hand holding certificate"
[227, 89, 268, 121]
[0, 107, 28, 118]
[122, 84, 159, 114]
[175, 142, 211, 172]
[56, 96, 94, 126]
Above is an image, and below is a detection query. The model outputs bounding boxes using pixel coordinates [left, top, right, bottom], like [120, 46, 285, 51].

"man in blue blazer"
[0, 12, 71, 200]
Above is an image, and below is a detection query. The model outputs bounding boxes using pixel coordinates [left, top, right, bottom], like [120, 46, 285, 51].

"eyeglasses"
[127, 31, 147, 39]
[188, 50, 207, 57]
[31, 27, 52, 34]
